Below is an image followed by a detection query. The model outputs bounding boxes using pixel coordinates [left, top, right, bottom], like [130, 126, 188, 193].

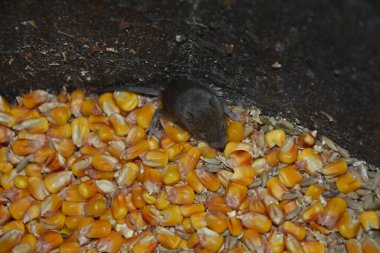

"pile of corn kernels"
[0, 89, 379, 253]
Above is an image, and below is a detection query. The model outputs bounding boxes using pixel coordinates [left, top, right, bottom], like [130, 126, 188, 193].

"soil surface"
[1, 0, 379, 165]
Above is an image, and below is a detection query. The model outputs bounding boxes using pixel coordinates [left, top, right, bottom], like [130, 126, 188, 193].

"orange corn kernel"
[113, 91, 138, 112]
[88, 115, 109, 132]
[14, 233, 37, 253]
[14, 175, 29, 189]
[70, 90, 85, 116]
[36, 231, 63, 253]
[1, 170, 16, 189]
[336, 173, 362, 193]
[40, 211, 66, 230]
[278, 165, 303, 188]
[285, 235, 304, 253]
[107, 140, 126, 158]
[250, 198, 266, 214]
[47, 123, 71, 138]
[43, 171, 72, 194]
[190, 212, 207, 230]
[280, 221, 307, 241]
[40, 194, 63, 218]
[168, 185, 195, 205]
[337, 212, 360, 239]
[136, 102, 156, 129]
[318, 197, 347, 229]
[227, 121, 244, 142]
[59, 242, 83, 253]
[197, 170, 221, 192]
[62, 201, 85, 216]
[116, 162, 139, 187]
[227, 216, 243, 236]
[0, 162, 13, 174]
[161, 205, 183, 226]
[362, 238, 380, 253]
[266, 148, 280, 167]
[11, 139, 43, 156]
[359, 211, 380, 231]
[2, 220, 25, 234]
[155, 227, 182, 250]
[0, 95, 11, 113]
[48, 106, 71, 125]
[309, 223, 331, 235]
[98, 125, 120, 143]
[142, 168, 163, 194]
[22, 200, 41, 223]
[268, 230, 285, 253]
[131, 232, 158, 253]
[301, 241, 325, 253]
[304, 185, 324, 201]
[97, 231, 125, 253]
[60, 183, 86, 202]
[85, 194, 107, 217]
[164, 124, 190, 142]
[98, 93, 120, 116]
[186, 171, 205, 193]
[180, 203, 205, 218]
[230, 164, 254, 186]
[0, 205, 11, 226]
[112, 192, 129, 220]
[265, 129, 286, 148]
[81, 98, 102, 116]
[197, 227, 224, 253]
[218, 170, 233, 188]
[141, 205, 162, 226]
[140, 149, 169, 168]
[125, 125, 146, 145]
[65, 216, 94, 230]
[121, 140, 150, 160]
[239, 212, 272, 233]
[142, 191, 157, 205]
[161, 164, 180, 185]
[92, 152, 121, 172]
[78, 179, 98, 199]
[321, 160, 348, 178]
[71, 117, 90, 147]
[0, 111, 16, 128]
[51, 138, 75, 158]
[206, 213, 228, 234]
[278, 137, 298, 164]
[178, 146, 201, 176]
[83, 219, 112, 239]
[298, 131, 316, 148]
[242, 229, 267, 253]
[225, 182, 248, 209]
[0, 126, 14, 144]
[154, 192, 170, 210]
[23, 90, 49, 109]
[302, 203, 324, 222]
[132, 184, 147, 209]
[11, 107, 39, 125]
[346, 239, 362, 253]
[28, 176, 49, 200]
[206, 195, 232, 215]
[197, 142, 217, 158]
[267, 177, 288, 200]
[0, 229, 24, 253]
[110, 113, 130, 136]
[297, 148, 323, 175]
[266, 203, 285, 225]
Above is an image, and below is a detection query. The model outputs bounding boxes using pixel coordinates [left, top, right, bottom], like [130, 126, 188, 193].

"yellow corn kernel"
[239, 212, 272, 233]
[113, 91, 138, 112]
[197, 227, 224, 253]
[70, 90, 85, 117]
[11, 139, 43, 156]
[14, 233, 37, 253]
[267, 177, 288, 200]
[337, 212, 360, 239]
[297, 148, 323, 175]
[217, 169, 232, 188]
[280, 221, 307, 241]
[0, 111, 16, 128]
[132, 184, 147, 209]
[98, 125, 120, 143]
[180, 204, 205, 217]
[43, 171, 72, 194]
[266, 148, 280, 167]
[50, 138, 74, 159]
[14, 175, 29, 189]
[136, 102, 156, 129]
[186, 171, 205, 193]
[266, 203, 285, 226]
[107, 140, 126, 158]
[302, 203, 323, 222]
[40, 211, 66, 230]
[168, 185, 195, 205]
[164, 124, 190, 142]
[227, 121, 244, 142]
[359, 211, 380, 231]
[0, 95, 11, 113]
[109, 113, 130, 136]
[71, 155, 92, 177]
[88, 115, 109, 132]
[11, 106, 40, 124]
[14, 117, 49, 134]
[249, 198, 266, 214]
[197, 142, 217, 158]
[305, 185, 324, 201]
[162, 164, 180, 185]
[278, 165, 303, 188]
[301, 241, 325, 253]
[285, 234, 304, 253]
[0, 126, 13, 144]
[206, 213, 228, 234]
[0, 162, 13, 173]
[142, 168, 162, 194]
[178, 146, 200, 176]
[121, 140, 150, 160]
[187, 232, 199, 248]
[36, 231, 63, 253]
[84, 219, 112, 238]
[336, 173, 362, 193]
[99, 93, 120, 116]
[142, 191, 157, 204]
[116, 162, 139, 187]
[85, 194, 107, 217]
[309, 223, 331, 235]
[346, 239, 362, 253]
[0, 229, 24, 253]
[62, 201, 85, 216]
[131, 232, 158, 253]
[298, 131, 316, 148]
[190, 212, 207, 229]
[226, 216, 242, 236]
[206, 195, 232, 215]
[141, 205, 162, 226]
[41, 194, 63, 218]
[229, 164, 254, 186]
[1, 170, 16, 189]
[86, 169, 115, 180]
[318, 197, 347, 229]
[28, 176, 49, 200]
[71, 117, 90, 147]
[155, 192, 170, 210]
[278, 137, 298, 164]
[242, 229, 267, 253]
[265, 129, 286, 148]
[321, 160, 348, 178]
[225, 182, 248, 209]
[59, 242, 83, 253]
[78, 179, 98, 199]
[97, 231, 124, 253]
[140, 149, 169, 168]
[268, 230, 285, 253]
[197, 170, 221, 192]
[125, 125, 146, 145]
[362, 238, 380, 253]
[47, 123, 71, 138]
[228, 149, 253, 167]
[2, 220, 25, 234]
[48, 106, 71, 125]
[155, 227, 181, 250]
[161, 205, 183, 226]
[23, 90, 49, 109]
[22, 200, 41, 223]
[112, 192, 128, 220]
[251, 157, 268, 174]
[92, 152, 120, 172]
[81, 98, 102, 116]
[0, 205, 11, 226]
[65, 216, 94, 230]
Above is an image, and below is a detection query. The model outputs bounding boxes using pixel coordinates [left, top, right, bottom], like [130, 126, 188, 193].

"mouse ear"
[208, 84, 224, 97]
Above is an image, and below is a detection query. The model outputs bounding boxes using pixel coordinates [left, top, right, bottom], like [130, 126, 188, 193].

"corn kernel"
[168, 185, 194, 205]
[88, 115, 109, 132]
[278, 165, 303, 188]
[305, 185, 324, 201]
[116, 162, 140, 187]
[48, 106, 71, 125]
[112, 192, 128, 220]
[164, 124, 190, 142]
[92, 152, 121, 172]
[197, 170, 221, 192]
[125, 125, 147, 145]
[242, 229, 267, 253]
[110, 113, 130, 136]
[99, 93, 120, 116]
[302, 203, 324, 222]
[121, 140, 150, 160]
[162, 164, 180, 185]
[225, 182, 248, 209]
[265, 129, 286, 148]
[71, 117, 90, 147]
[227, 121, 244, 142]
[36, 231, 63, 253]
[206, 213, 228, 234]
[44, 171, 72, 194]
[40, 194, 63, 218]
[161, 205, 183, 226]
[0, 229, 24, 253]
[47, 123, 71, 138]
[155, 227, 181, 250]
[136, 102, 156, 129]
[346, 239, 362, 253]
[81, 98, 102, 116]
[362, 238, 380, 253]
[62, 201, 85, 216]
[85, 194, 107, 217]
[97, 231, 124, 253]
[140, 149, 168, 168]
[359, 211, 380, 231]
[321, 160, 347, 178]
[40, 211, 66, 230]
[113, 91, 138, 112]
[84, 219, 112, 238]
[186, 171, 205, 193]
[336, 173, 362, 193]
[337, 212, 360, 239]
[280, 221, 307, 241]
[268, 230, 285, 253]
[198, 227, 224, 253]
[178, 146, 200, 176]
[278, 137, 298, 164]
[267, 177, 288, 200]
[28, 176, 49, 200]
[297, 148, 323, 175]
[318, 197, 347, 229]
[285, 234, 304, 253]
[23, 90, 49, 109]
[239, 212, 272, 233]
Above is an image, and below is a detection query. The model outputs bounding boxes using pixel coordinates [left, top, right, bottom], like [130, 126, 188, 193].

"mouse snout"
[209, 137, 227, 149]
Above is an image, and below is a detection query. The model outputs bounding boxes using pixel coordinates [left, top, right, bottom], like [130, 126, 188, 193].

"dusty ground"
[0, 0, 379, 165]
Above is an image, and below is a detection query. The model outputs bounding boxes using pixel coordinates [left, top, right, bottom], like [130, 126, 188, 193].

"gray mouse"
[106, 79, 240, 148]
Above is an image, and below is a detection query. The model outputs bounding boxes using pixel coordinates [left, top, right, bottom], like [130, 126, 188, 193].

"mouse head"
[182, 94, 227, 148]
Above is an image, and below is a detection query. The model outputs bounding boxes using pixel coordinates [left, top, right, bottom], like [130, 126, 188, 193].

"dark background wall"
[0, 0, 379, 165]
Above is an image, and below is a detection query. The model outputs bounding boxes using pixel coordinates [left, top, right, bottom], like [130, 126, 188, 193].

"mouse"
[103, 79, 240, 148]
